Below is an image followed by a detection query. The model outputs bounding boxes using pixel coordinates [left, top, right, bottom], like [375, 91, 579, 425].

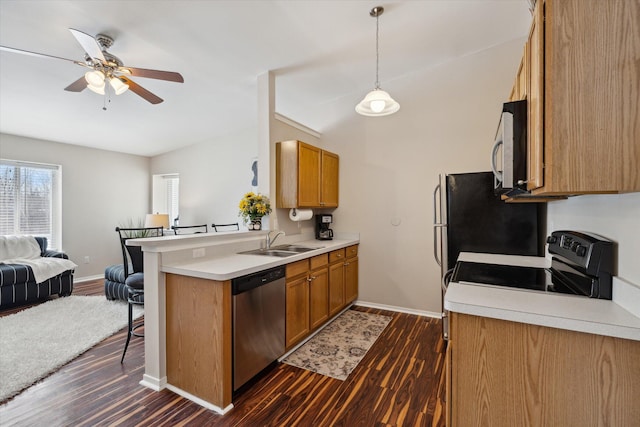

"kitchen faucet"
[266, 230, 285, 248]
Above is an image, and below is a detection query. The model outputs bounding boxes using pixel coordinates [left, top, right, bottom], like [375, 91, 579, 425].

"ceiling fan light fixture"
[110, 76, 129, 95]
[84, 70, 105, 86]
[86, 82, 105, 95]
[356, 5, 400, 117]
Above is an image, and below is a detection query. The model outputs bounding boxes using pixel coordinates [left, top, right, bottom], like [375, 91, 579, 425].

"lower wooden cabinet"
[447, 312, 640, 426]
[285, 245, 359, 349]
[328, 260, 345, 317]
[285, 274, 310, 348]
[309, 266, 329, 329]
[285, 254, 329, 349]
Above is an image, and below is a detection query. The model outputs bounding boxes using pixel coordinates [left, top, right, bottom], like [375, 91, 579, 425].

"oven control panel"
[547, 230, 613, 276]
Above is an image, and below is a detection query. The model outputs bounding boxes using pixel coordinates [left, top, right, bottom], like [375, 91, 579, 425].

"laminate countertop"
[161, 238, 359, 281]
[445, 252, 640, 341]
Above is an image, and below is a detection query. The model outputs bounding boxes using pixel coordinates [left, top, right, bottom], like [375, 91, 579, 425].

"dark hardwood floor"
[0, 279, 446, 426]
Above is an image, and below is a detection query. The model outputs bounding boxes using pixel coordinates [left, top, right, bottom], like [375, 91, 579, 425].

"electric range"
[451, 230, 614, 299]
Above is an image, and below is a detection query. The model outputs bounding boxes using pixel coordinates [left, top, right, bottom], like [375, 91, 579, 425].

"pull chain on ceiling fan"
[0, 28, 184, 105]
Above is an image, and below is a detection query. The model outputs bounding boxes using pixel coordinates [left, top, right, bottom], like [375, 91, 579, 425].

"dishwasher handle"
[232, 266, 286, 295]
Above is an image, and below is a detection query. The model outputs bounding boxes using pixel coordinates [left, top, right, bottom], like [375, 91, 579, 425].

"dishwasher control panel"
[232, 266, 286, 295]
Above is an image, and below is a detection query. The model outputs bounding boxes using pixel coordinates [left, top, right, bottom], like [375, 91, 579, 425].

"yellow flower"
[238, 192, 272, 223]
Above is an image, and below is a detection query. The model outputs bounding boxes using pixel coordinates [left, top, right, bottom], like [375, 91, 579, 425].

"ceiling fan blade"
[64, 76, 87, 92]
[120, 76, 164, 104]
[119, 67, 184, 83]
[0, 45, 82, 64]
[69, 28, 105, 61]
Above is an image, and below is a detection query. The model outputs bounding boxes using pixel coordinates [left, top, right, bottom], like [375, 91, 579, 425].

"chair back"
[172, 224, 208, 234]
[115, 227, 163, 278]
[211, 222, 240, 232]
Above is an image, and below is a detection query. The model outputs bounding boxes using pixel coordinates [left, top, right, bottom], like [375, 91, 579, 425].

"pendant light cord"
[375, 13, 380, 90]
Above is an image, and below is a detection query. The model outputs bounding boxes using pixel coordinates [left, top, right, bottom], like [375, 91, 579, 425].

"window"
[152, 173, 179, 227]
[0, 159, 62, 250]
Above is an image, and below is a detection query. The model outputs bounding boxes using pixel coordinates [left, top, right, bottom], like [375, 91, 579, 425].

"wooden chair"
[115, 226, 163, 363]
[172, 224, 208, 234]
[211, 222, 240, 232]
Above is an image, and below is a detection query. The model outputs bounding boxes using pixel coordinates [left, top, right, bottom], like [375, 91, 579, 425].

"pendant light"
[356, 6, 400, 117]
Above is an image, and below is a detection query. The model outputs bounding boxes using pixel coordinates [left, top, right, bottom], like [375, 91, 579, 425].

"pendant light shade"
[355, 88, 400, 116]
[356, 6, 399, 117]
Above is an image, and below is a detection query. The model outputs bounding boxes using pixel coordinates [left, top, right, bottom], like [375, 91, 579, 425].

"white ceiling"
[0, 0, 532, 157]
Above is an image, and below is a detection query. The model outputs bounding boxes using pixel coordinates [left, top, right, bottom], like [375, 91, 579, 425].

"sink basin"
[272, 244, 324, 253]
[238, 248, 299, 257]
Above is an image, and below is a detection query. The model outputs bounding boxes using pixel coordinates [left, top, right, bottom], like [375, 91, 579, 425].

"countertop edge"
[161, 239, 360, 281]
[445, 281, 640, 341]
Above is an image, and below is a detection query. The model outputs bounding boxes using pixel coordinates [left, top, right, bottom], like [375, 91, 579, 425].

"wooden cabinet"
[276, 140, 339, 208]
[344, 246, 358, 304]
[165, 273, 233, 410]
[328, 245, 359, 316]
[285, 254, 329, 349]
[508, 0, 640, 200]
[309, 265, 329, 329]
[285, 246, 358, 349]
[447, 312, 640, 426]
[320, 150, 339, 207]
[285, 273, 310, 348]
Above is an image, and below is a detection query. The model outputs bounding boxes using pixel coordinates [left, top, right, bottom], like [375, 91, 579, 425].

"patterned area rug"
[283, 309, 392, 381]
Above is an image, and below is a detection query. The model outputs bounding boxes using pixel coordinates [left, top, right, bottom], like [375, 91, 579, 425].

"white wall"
[150, 127, 258, 228]
[320, 39, 526, 315]
[547, 193, 640, 287]
[0, 133, 150, 279]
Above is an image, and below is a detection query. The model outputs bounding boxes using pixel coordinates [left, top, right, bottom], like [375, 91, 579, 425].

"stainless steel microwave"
[491, 100, 527, 196]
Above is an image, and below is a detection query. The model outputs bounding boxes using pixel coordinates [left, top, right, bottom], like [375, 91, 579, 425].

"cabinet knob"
[307, 277, 313, 282]
[344, 262, 350, 266]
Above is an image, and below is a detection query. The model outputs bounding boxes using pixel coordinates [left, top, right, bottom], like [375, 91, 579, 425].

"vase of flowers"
[238, 192, 272, 230]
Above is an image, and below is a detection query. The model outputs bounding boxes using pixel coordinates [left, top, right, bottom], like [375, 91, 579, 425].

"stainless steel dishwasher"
[232, 265, 286, 391]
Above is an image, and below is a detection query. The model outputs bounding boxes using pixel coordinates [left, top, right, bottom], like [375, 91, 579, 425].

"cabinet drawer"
[286, 259, 309, 279]
[310, 253, 328, 270]
[346, 245, 358, 258]
[329, 248, 345, 263]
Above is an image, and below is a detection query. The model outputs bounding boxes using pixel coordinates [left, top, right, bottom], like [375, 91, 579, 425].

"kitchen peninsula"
[128, 230, 359, 414]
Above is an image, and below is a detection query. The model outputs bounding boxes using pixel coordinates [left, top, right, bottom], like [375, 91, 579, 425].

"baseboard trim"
[140, 374, 167, 391]
[355, 300, 441, 319]
[164, 383, 234, 415]
[74, 274, 104, 283]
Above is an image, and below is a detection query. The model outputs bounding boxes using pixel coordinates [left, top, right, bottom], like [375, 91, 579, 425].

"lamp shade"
[110, 77, 129, 95]
[145, 213, 170, 229]
[355, 88, 400, 117]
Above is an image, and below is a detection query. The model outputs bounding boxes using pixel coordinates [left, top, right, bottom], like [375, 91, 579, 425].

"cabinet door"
[298, 142, 321, 207]
[328, 262, 345, 317]
[321, 150, 339, 207]
[309, 267, 329, 330]
[527, 0, 544, 191]
[286, 276, 310, 348]
[344, 257, 358, 304]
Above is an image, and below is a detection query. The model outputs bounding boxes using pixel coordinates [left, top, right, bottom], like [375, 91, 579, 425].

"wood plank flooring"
[0, 279, 446, 426]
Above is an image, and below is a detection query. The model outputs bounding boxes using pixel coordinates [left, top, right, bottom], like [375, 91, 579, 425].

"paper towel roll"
[289, 208, 313, 222]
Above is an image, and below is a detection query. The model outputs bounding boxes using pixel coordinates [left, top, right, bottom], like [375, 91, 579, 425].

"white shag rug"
[0, 295, 143, 402]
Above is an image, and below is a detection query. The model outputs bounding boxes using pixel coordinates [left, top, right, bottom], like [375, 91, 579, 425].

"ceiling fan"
[0, 28, 184, 104]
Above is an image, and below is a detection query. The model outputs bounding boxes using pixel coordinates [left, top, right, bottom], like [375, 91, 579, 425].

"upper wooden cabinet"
[276, 140, 339, 208]
[510, 0, 640, 198]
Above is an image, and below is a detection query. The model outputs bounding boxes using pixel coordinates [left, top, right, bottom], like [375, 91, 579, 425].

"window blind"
[0, 159, 61, 250]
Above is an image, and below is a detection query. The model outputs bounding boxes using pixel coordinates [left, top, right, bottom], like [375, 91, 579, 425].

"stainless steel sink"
[238, 245, 324, 257]
[272, 244, 324, 253]
[238, 248, 299, 257]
